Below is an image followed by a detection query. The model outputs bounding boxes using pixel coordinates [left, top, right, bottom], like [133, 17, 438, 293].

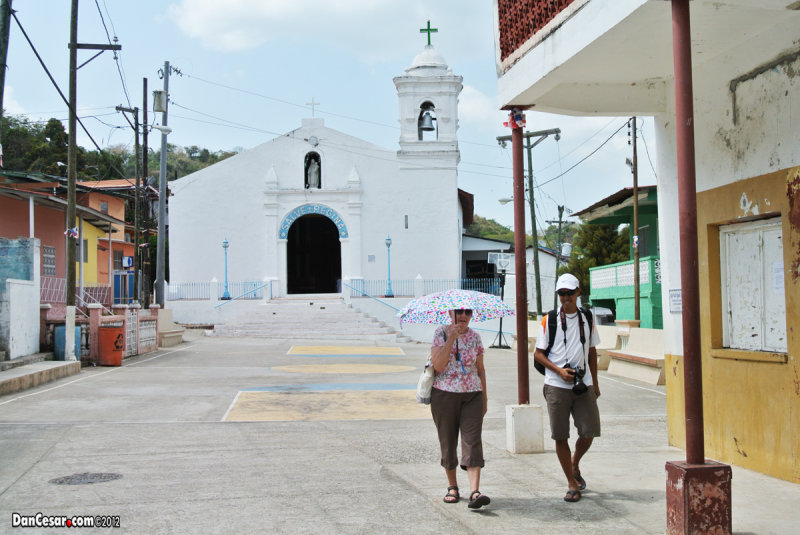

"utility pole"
[155, 61, 170, 306]
[141, 77, 149, 307]
[65, 0, 120, 359]
[497, 127, 560, 318]
[116, 105, 140, 302]
[0, 0, 13, 150]
[547, 205, 568, 309]
[630, 117, 640, 322]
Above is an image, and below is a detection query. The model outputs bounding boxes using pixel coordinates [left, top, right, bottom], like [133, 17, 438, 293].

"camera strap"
[559, 307, 586, 370]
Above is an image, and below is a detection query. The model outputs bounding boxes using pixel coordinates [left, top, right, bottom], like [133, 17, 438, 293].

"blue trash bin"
[54, 325, 81, 360]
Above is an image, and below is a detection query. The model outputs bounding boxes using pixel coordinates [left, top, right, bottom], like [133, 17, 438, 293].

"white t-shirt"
[535, 307, 600, 390]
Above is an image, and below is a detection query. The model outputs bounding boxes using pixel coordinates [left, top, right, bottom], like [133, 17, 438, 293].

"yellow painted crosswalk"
[223, 344, 425, 422]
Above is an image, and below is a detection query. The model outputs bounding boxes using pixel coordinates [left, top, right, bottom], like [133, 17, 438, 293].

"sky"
[5, 0, 658, 233]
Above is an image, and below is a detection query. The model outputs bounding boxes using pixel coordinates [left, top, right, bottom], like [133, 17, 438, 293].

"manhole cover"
[49, 472, 122, 485]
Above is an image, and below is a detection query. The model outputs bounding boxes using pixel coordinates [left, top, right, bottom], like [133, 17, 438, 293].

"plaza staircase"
[208, 296, 411, 342]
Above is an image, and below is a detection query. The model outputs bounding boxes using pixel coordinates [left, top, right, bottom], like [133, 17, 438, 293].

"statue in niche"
[305, 153, 321, 189]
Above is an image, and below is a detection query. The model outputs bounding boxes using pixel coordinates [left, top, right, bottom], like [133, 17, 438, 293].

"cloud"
[3, 86, 25, 114]
[458, 85, 505, 130]
[165, 0, 493, 64]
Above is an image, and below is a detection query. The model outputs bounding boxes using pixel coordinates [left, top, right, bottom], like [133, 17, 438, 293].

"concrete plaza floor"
[0, 330, 796, 534]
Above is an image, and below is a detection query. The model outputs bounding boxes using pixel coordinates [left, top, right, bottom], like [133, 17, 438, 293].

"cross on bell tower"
[419, 20, 438, 46]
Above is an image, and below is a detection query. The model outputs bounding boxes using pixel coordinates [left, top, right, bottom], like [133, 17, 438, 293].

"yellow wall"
[73, 219, 105, 284]
[666, 167, 800, 483]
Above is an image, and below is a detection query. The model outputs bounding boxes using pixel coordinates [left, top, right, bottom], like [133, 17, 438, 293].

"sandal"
[468, 490, 491, 509]
[443, 485, 459, 503]
[573, 471, 586, 491]
[564, 489, 581, 502]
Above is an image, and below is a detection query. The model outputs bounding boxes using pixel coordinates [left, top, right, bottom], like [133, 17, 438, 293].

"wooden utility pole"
[497, 127, 560, 318]
[0, 0, 13, 149]
[116, 105, 140, 302]
[66, 0, 78, 308]
[548, 205, 566, 309]
[631, 117, 640, 321]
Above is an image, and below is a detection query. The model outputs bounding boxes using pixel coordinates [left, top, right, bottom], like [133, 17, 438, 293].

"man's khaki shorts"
[543, 384, 601, 441]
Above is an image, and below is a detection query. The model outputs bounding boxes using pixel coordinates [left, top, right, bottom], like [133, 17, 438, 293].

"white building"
[170, 45, 480, 297]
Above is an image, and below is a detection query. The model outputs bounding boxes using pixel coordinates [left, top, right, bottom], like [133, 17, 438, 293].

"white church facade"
[169, 45, 480, 298]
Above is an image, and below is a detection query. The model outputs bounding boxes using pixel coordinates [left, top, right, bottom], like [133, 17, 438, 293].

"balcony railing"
[589, 256, 661, 296]
[497, 0, 577, 61]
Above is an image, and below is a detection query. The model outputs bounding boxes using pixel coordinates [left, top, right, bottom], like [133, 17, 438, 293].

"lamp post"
[490, 258, 511, 349]
[221, 238, 231, 300]
[385, 235, 394, 297]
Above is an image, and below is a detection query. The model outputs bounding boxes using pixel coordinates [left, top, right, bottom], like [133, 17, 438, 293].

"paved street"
[0, 330, 796, 534]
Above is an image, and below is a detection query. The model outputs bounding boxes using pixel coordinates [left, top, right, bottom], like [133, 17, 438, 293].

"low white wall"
[6, 279, 40, 358]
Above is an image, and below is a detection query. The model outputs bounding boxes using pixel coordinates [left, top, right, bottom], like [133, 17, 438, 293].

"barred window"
[43, 245, 56, 276]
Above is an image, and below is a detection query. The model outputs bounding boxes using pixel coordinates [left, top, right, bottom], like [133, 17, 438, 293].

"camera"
[563, 365, 588, 395]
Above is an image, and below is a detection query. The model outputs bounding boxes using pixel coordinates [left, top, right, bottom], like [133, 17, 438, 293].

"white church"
[170, 44, 500, 297]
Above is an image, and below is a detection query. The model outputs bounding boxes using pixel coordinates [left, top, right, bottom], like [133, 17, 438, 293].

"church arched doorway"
[287, 214, 342, 294]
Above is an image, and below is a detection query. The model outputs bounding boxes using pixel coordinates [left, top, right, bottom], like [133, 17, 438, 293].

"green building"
[575, 185, 662, 329]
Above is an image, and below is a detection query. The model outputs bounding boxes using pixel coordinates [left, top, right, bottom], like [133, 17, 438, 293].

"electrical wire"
[11, 11, 134, 188]
[638, 121, 658, 180]
[536, 120, 628, 188]
[94, 0, 131, 108]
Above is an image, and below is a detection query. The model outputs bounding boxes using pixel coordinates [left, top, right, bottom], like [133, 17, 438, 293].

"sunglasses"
[454, 309, 473, 316]
[557, 289, 577, 297]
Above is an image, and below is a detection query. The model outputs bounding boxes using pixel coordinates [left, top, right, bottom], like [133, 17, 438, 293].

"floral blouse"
[431, 326, 484, 393]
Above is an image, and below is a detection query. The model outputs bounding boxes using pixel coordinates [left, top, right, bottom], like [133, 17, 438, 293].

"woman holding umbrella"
[429, 307, 491, 509]
[400, 289, 512, 509]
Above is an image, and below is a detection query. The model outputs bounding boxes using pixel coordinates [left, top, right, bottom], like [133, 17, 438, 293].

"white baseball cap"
[555, 273, 580, 291]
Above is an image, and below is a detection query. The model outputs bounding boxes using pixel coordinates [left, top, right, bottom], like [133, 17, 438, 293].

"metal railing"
[40, 277, 112, 308]
[167, 282, 211, 300]
[214, 281, 273, 309]
[348, 279, 415, 297]
[348, 278, 502, 298]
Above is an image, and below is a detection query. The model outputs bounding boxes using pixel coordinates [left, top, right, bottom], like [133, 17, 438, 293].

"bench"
[158, 309, 185, 348]
[511, 320, 540, 352]
[606, 327, 665, 385]
[595, 325, 621, 370]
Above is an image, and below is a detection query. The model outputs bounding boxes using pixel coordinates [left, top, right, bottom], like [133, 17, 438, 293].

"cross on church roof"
[306, 98, 320, 118]
[419, 20, 438, 46]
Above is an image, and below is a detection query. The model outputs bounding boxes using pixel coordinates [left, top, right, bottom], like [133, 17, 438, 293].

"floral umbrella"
[397, 289, 514, 325]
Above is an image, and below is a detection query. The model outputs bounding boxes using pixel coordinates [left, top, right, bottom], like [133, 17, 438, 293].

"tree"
[541, 221, 577, 253]
[559, 223, 629, 301]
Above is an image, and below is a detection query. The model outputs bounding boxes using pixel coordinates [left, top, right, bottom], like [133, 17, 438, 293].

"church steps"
[207, 298, 406, 342]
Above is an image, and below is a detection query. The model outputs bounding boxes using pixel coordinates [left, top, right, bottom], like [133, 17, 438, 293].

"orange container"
[98, 326, 124, 366]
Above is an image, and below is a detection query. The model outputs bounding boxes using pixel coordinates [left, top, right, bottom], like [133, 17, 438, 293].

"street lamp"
[221, 238, 231, 300]
[385, 235, 394, 297]
[490, 257, 511, 349]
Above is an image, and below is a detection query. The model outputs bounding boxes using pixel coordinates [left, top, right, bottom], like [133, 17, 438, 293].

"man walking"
[534, 273, 601, 503]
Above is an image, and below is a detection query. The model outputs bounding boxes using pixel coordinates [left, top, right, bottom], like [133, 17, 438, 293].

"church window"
[418, 102, 437, 141]
[405, 215, 409, 229]
[305, 152, 322, 189]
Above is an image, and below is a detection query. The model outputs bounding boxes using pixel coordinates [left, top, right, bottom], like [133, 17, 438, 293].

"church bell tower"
[394, 39, 463, 167]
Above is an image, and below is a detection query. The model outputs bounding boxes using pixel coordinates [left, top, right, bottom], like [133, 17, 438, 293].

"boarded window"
[74, 239, 88, 263]
[720, 217, 786, 352]
[42, 245, 56, 276]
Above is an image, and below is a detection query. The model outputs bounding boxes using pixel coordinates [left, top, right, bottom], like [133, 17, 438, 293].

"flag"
[503, 110, 526, 129]
[64, 227, 79, 239]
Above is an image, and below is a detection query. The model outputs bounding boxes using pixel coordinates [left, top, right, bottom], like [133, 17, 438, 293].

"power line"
[11, 10, 134, 187]
[536, 120, 628, 188]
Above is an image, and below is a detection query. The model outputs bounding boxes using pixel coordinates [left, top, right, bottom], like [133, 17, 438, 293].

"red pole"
[671, 0, 704, 465]
[510, 111, 530, 405]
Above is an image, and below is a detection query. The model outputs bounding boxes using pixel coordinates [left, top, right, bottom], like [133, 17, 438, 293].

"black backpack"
[533, 307, 594, 375]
